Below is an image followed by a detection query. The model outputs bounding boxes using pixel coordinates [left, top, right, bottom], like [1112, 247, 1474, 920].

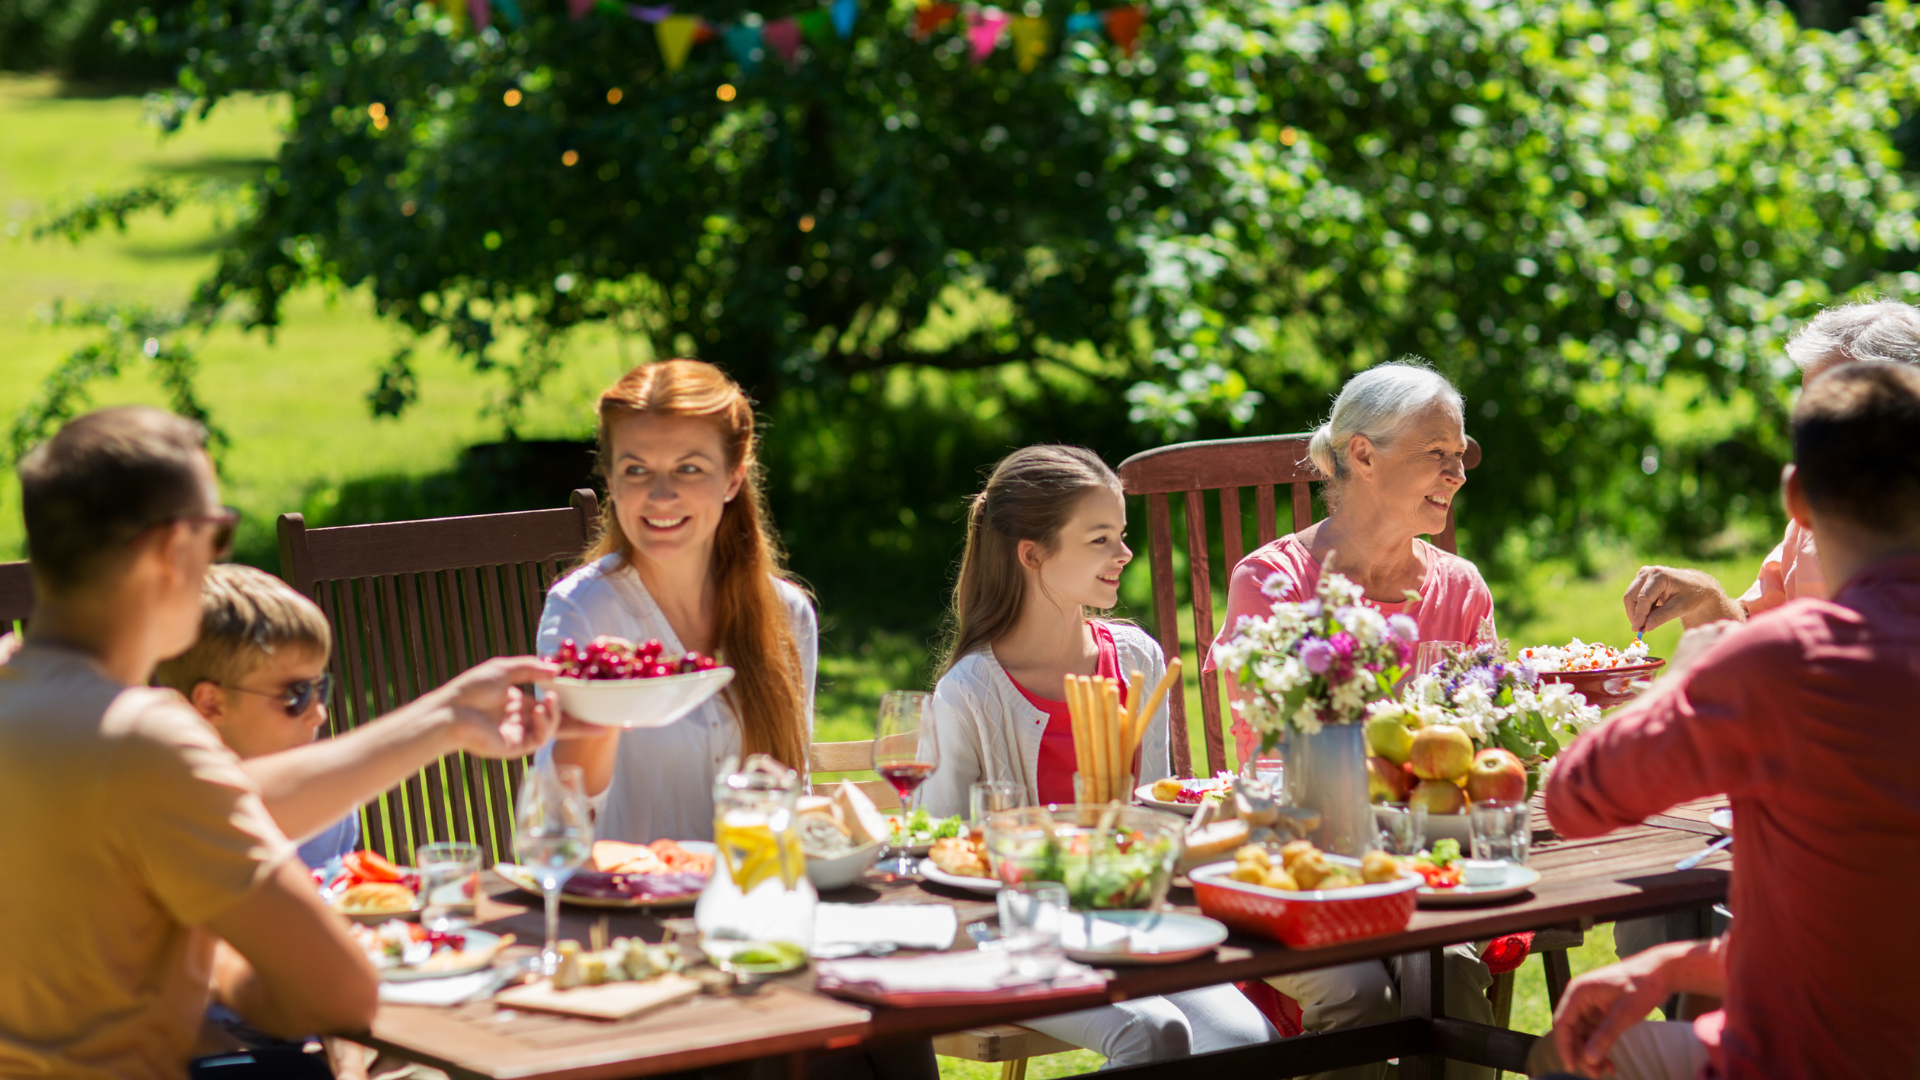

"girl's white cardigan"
[921, 622, 1174, 819]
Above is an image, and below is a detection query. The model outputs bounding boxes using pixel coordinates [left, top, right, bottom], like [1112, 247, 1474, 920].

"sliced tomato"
[343, 850, 403, 884]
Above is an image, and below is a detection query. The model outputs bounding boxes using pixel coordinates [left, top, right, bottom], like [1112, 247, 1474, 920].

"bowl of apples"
[547, 637, 735, 729]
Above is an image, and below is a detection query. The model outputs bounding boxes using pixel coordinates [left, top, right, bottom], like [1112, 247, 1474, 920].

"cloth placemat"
[811, 902, 959, 958]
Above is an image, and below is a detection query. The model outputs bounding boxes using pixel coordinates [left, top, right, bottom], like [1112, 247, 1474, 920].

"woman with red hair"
[539, 360, 817, 842]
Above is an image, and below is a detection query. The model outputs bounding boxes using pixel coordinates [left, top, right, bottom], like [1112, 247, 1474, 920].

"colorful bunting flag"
[492, 0, 524, 26]
[657, 13, 703, 71]
[568, 0, 594, 17]
[831, 0, 858, 38]
[440, 0, 468, 31]
[468, 0, 490, 30]
[762, 17, 802, 64]
[1010, 15, 1048, 72]
[1064, 11, 1101, 33]
[1101, 5, 1143, 55]
[913, 2, 959, 38]
[726, 22, 763, 70]
[966, 11, 1009, 63]
[629, 3, 672, 21]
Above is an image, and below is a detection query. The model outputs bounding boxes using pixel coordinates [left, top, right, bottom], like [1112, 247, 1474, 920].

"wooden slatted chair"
[277, 489, 600, 866]
[0, 560, 33, 637]
[808, 740, 901, 808]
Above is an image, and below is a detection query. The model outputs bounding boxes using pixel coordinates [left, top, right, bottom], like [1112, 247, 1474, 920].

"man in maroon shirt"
[1529, 362, 1920, 1080]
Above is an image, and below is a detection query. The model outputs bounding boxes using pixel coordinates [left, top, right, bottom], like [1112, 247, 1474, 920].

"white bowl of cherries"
[546, 637, 736, 729]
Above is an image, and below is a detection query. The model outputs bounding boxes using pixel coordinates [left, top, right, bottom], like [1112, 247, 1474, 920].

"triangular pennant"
[831, 0, 858, 39]
[761, 18, 802, 64]
[1064, 11, 1101, 33]
[966, 11, 1009, 63]
[1101, 5, 1143, 55]
[656, 13, 702, 71]
[1010, 15, 1048, 72]
[797, 9, 833, 47]
[629, 3, 673, 21]
[726, 22, 762, 70]
[492, 0, 524, 26]
[568, 0, 594, 18]
[441, 0, 469, 31]
[468, 0, 491, 30]
[693, 18, 718, 43]
[913, 2, 959, 38]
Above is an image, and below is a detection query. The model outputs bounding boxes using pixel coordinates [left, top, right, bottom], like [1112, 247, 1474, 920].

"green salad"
[1002, 831, 1177, 910]
[888, 807, 963, 846]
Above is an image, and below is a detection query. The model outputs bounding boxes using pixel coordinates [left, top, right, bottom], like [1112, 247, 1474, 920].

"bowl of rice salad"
[1517, 638, 1665, 708]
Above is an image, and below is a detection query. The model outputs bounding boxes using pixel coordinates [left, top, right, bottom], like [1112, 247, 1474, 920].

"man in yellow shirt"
[0, 406, 558, 1079]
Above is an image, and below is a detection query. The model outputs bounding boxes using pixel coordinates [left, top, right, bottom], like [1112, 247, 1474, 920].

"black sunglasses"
[181, 507, 241, 561]
[225, 672, 333, 717]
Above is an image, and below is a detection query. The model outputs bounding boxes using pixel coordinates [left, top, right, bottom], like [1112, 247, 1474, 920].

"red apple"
[1408, 724, 1475, 781]
[1465, 748, 1528, 805]
[1367, 755, 1412, 803]
[1410, 777, 1468, 816]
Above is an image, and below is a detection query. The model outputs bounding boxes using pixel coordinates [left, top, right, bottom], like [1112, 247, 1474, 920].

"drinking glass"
[1251, 756, 1285, 796]
[872, 690, 937, 879]
[969, 780, 1023, 829]
[414, 841, 482, 930]
[1414, 640, 1467, 678]
[996, 880, 1068, 982]
[1373, 802, 1427, 856]
[513, 761, 594, 977]
[1469, 800, 1531, 865]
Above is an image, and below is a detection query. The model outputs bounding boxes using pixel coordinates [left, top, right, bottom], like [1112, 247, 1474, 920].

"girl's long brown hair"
[938, 445, 1122, 678]
[585, 360, 810, 771]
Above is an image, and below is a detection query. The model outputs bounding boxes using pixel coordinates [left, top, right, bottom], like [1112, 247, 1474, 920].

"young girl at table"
[921, 445, 1279, 1067]
[538, 359, 818, 843]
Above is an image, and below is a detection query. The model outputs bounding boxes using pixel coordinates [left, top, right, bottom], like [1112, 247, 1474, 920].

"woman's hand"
[1622, 566, 1744, 633]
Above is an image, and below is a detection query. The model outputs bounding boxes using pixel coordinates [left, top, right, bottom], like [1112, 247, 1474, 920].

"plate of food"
[882, 808, 964, 856]
[1405, 840, 1540, 906]
[351, 920, 511, 981]
[1135, 776, 1231, 816]
[1059, 910, 1229, 965]
[496, 839, 714, 909]
[920, 835, 999, 893]
[545, 636, 735, 729]
[1190, 842, 1423, 948]
[321, 851, 423, 924]
[1518, 638, 1666, 708]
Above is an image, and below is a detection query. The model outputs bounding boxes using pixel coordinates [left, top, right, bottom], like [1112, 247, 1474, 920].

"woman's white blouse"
[535, 554, 818, 843]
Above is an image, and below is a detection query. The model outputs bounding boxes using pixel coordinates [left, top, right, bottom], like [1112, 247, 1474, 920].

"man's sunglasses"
[226, 672, 334, 717]
[181, 507, 241, 561]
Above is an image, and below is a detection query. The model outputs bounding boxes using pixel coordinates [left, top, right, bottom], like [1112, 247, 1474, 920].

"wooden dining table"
[362, 802, 1732, 1080]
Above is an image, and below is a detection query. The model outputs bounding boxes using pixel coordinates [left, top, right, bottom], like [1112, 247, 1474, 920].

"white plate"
[379, 928, 502, 982]
[919, 862, 1001, 894]
[1133, 780, 1225, 817]
[496, 840, 714, 910]
[1416, 864, 1541, 907]
[1061, 910, 1229, 965]
[1708, 808, 1733, 836]
[549, 667, 734, 728]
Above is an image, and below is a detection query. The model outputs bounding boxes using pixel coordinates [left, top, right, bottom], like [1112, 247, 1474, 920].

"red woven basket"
[1191, 859, 1421, 948]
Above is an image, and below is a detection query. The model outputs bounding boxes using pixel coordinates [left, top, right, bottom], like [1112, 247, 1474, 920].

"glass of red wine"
[872, 690, 938, 880]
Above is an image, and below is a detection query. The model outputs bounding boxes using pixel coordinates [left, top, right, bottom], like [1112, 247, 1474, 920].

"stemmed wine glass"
[513, 760, 594, 977]
[871, 690, 938, 880]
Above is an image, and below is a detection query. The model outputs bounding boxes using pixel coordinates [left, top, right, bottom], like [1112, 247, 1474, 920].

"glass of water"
[969, 780, 1023, 828]
[997, 880, 1068, 982]
[513, 761, 593, 976]
[1469, 800, 1530, 865]
[1251, 757, 1285, 796]
[414, 841, 482, 929]
[1374, 802, 1427, 856]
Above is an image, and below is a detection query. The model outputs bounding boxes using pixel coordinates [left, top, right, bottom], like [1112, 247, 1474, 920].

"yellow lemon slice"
[715, 820, 807, 892]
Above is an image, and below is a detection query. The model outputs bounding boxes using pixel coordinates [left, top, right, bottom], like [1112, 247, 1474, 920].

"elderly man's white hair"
[1785, 299, 1920, 371]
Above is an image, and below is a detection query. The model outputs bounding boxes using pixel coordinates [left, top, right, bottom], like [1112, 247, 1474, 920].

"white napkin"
[818, 948, 1098, 993]
[377, 970, 503, 1006]
[810, 902, 959, 958]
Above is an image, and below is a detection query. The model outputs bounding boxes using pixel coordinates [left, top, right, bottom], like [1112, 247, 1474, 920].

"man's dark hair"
[1793, 362, 1920, 536]
[18, 407, 210, 594]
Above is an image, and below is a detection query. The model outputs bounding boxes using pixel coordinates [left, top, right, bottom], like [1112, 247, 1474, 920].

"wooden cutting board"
[495, 974, 703, 1020]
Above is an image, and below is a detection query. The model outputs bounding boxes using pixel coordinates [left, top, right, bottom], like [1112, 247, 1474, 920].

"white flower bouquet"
[1214, 571, 1418, 752]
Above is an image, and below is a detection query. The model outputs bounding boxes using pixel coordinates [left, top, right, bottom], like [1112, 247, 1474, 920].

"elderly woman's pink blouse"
[1203, 535, 1497, 764]
[1738, 519, 1825, 616]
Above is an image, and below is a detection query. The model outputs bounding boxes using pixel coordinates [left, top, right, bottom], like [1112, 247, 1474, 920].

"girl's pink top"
[1005, 622, 1127, 805]
[1738, 518, 1826, 616]
[1204, 534, 1496, 763]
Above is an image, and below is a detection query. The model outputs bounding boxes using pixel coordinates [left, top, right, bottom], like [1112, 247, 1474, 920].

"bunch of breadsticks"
[1064, 658, 1181, 804]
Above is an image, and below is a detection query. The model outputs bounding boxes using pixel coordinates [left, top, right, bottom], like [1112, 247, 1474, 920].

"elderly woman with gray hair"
[1203, 361, 1498, 1080]
[1624, 299, 1920, 631]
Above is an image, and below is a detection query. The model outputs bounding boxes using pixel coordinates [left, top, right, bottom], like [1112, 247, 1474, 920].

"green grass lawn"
[1, 73, 1745, 1074]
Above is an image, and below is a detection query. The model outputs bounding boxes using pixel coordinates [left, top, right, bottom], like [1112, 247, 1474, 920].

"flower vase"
[1284, 723, 1375, 857]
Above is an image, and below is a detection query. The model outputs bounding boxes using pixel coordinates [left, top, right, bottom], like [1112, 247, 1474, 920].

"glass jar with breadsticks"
[1063, 658, 1181, 805]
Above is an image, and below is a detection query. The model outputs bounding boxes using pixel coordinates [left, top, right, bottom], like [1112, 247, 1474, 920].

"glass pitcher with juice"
[695, 754, 816, 974]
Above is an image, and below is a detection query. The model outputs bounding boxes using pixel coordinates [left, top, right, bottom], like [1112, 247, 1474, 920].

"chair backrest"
[0, 560, 33, 638]
[1117, 433, 1481, 778]
[808, 740, 902, 809]
[277, 489, 601, 866]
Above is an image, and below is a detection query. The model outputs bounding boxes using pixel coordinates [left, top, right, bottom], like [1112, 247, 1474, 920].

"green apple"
[1366, 715, 1418, 764]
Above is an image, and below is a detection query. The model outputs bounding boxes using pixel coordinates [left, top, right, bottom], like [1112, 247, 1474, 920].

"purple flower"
[1513, 661, 1539, 688]
[1300, 638, 1336, 674]
[1394, 638, 1415, 663]
[1328, 631, 1358, 660]
[1387, 614, 1419, 642]
[1463, 667, 1498, 694]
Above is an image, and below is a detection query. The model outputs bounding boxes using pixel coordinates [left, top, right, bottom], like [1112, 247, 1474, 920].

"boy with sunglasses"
[156, 564, 359, 870]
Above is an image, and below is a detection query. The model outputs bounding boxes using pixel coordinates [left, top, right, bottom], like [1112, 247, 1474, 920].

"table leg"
[1398, 946, 1448, 1080]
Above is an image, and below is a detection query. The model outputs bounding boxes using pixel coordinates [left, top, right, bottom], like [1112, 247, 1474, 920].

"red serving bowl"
[1536, 659, 1665, 709]
[1190, 858, 1422, 948]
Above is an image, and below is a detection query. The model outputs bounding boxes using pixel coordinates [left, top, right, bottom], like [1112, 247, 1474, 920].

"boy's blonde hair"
[154, 564, 331, 694]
